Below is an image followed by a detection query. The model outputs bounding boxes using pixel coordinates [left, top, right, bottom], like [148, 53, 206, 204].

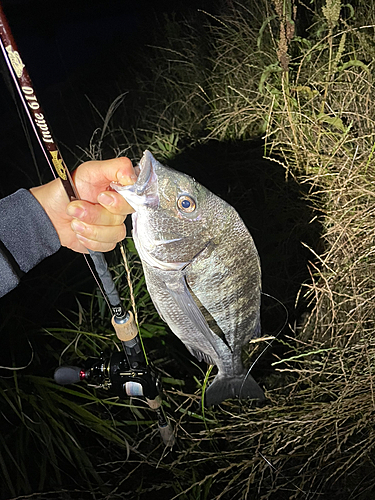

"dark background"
[0, 4, 322, 496]
[0, 0, 218, 195]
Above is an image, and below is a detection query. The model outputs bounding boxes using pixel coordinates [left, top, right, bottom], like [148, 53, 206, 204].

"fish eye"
[177, 195, 196, 213]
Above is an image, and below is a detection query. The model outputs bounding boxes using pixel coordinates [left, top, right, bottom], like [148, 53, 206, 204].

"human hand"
[30, 157, 136, 253]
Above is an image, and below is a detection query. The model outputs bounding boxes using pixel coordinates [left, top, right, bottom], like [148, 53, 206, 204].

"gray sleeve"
[0, 188, 61, 297]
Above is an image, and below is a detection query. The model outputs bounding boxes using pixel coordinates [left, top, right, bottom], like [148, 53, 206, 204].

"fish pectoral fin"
[165, 276, 230, 359]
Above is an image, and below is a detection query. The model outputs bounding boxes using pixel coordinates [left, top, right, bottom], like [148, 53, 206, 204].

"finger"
[97, 191, 135, 215]
[71, 219, 126, 244]
[75, 233, 119, 253]
[71, 240, 91, 254]
[73, 157, 137, 192]
[67, 200, 128, 226]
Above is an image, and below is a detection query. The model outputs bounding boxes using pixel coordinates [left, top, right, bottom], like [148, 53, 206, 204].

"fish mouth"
[110, 150, 159, 209]
[135, 150, 154, 195]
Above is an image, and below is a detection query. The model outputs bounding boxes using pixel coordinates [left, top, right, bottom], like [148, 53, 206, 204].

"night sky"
[0, 0, 218, 195]
[1, 0, 218, 88]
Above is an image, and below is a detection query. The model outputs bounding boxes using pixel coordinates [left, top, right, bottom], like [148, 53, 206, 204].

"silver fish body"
[112, 150, 264, 406]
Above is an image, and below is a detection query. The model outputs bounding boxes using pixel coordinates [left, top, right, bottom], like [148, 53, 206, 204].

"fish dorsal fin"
[164, 274, 231, 363]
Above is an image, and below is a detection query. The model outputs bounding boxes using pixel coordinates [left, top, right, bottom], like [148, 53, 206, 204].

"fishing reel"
[54, 334, 160, 401]
[54, 311, 159, 399]
[54, 350, 175, 447]
[54, 350, 160, 401]
[54, 312, 175, 447]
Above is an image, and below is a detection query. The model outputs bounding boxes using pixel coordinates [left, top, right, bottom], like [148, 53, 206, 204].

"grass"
[3, 0, 375, 498]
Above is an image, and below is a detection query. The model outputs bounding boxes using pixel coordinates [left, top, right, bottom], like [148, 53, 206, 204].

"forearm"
[0, 189, 61, 297]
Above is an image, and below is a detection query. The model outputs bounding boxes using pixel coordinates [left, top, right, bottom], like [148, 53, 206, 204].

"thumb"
[74, 157, 137, 190]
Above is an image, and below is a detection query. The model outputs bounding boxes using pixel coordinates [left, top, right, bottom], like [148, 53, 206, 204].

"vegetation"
[2, 0, 375, 498]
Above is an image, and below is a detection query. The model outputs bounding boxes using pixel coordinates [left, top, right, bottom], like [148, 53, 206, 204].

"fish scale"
[112, 150, 265, 406]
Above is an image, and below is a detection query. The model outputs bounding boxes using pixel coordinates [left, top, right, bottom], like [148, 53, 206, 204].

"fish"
[111, 150, 264, 406]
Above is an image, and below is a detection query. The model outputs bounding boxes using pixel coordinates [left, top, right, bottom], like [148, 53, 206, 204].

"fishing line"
[258, 452, 308, 497]
[119, 241, 144, 370]
[239, 292, 289, 400]
[119, 242, 149, 365]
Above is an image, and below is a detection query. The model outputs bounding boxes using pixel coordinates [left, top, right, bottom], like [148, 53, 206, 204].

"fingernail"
[67, 205, 85, 219]
[98, 192, 114, 205]
[117, 171, 138, 185]
[71, 219, 85, 234]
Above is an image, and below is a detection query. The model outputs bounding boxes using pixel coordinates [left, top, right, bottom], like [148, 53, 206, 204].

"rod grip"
[146, 396, 176, 447]
[112, 310, 138, 341]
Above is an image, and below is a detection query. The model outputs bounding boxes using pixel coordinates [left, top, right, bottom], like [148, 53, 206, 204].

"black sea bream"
[112, 150, 264, 406]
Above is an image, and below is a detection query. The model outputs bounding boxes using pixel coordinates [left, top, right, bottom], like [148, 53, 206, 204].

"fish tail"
[204, 373, 264, 407]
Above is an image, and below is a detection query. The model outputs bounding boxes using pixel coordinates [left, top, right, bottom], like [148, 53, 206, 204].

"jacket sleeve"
[0, 188, 61, 297]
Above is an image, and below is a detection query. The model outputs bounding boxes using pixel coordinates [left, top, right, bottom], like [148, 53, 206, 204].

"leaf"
[317, 113, 346, 132]
[162, 377, 185, 386]
[338, 59, 370, 75]
[259, 63, 283, 94]
[257, 15, 276, 49]
[140, 322, 168, 338]
[272, 347, 338, 365]
[292, 85, 319, 99]
[0, 434, 18, 496]
[343, 3, 355, 19]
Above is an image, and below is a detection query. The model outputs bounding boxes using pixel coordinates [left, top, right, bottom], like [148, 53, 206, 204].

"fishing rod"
[0, 2, 174, 446]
